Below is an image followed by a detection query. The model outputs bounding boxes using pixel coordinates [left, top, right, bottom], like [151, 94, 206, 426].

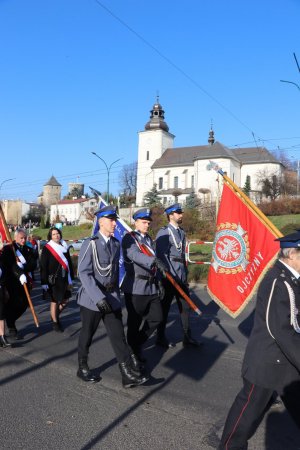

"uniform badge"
[211, 222, 250, 274]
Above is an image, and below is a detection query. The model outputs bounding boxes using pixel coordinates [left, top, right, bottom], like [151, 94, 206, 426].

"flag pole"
[208, 161, 283, 238]
[0, 204, 39, 328]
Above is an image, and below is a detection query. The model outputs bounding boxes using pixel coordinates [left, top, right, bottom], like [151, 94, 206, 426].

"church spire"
[208, 121, 215, 145]
[145, 97, 169, 132]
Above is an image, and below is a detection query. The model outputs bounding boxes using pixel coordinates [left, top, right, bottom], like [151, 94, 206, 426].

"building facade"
[50, 197, 97, 225]
[136, 99, 283, 207]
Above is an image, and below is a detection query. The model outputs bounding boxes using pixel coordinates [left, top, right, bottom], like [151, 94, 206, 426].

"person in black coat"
[219, 231, 300, 450]
[0, 251, 11, 347]
[2, 228, 37, 339]
[40, 227, 74, 332]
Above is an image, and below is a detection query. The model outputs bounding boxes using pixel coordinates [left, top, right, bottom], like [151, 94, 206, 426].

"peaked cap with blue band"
[133, 208, 152, 221]
[275, 230, 300, 248]
[164, 203, 183, 215]
[94, 205, 118, 219]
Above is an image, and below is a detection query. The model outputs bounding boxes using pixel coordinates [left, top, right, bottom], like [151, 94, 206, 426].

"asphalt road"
[1, 277, 300, 450]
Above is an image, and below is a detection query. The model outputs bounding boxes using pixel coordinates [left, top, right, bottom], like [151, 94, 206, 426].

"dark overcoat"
[242, 259, 300, 394]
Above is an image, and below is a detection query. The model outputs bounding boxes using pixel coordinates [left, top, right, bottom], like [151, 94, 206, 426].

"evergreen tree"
[143, 184, 162, 207]
[243, 175, 251, 196]
[185, 189, 200, 209]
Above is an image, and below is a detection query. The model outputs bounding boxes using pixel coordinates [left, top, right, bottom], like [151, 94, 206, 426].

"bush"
[259, 198, 300, 216]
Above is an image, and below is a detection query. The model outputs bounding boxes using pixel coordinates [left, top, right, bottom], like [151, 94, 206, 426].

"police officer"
[76, 205, 148, 388]
[155, 204, 201, 348]
[2, 228, 37, 339]
[219, 231, 300, 449]
[121, 208, 165, 363]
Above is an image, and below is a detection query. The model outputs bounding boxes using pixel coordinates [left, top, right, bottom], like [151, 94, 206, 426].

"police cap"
[164, 203, 183, 215]
[275, 230, 300, 248]
[133, 208, 152, 221]
[94, 205, 118, 219]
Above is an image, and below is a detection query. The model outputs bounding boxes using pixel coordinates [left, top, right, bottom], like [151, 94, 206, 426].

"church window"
[191, 175, 194, 188]
[146, 151, 149, 161]
[174, 176, 179, 188]
[158, 177, 163, 189]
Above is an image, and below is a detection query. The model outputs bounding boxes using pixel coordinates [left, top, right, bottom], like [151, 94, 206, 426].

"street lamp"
[0, 178, 16, 199]
[91, 152, 122, 203]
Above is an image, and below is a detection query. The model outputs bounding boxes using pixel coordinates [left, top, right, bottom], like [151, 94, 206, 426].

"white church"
[136, 99, 283, 207]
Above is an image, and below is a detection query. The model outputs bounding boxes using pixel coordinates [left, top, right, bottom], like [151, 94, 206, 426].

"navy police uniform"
[121, 208, 163, 359]
[219, 232, 300, 449]
[77, 206, 148, 386]
[155, 204, 200, 347]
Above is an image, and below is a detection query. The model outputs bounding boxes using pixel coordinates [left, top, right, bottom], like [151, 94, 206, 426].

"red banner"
[207, 183, 280, 317]
[0, 205, 10, 250]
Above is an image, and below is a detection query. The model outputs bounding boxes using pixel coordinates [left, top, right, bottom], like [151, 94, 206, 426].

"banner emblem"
[212, 223, 249, 273]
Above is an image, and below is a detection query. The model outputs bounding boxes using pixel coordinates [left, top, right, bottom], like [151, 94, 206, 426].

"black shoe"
[77, 358, 100, 382]
[119, 360, 149, 388]
[0, 335, 12, 347]
[183, 333, 203, 348]
[156, 337, 176, 349]
[52, 321, 63, 333]
[77, 367, 100, 383]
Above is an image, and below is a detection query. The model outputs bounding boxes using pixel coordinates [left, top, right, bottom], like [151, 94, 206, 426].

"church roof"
[233, 147, 280, 165]
[44, 175, 62, 187]
[152, 141, 240, 168]
[151, 142, 281, 169]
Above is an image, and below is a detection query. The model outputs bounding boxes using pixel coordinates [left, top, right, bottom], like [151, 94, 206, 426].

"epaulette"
[90, 235, 99, 240]
[161, 226, 168, 230]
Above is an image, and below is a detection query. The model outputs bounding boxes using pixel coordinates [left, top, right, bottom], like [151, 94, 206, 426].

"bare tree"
[119, 162, 137, 196]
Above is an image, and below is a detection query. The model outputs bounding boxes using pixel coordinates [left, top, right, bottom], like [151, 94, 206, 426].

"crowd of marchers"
[1, 204, 300, 449]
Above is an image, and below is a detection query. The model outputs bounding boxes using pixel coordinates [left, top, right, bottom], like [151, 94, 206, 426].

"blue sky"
[0, 0, 299, 201]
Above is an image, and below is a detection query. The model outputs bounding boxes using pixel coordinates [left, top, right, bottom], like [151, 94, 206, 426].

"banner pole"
[208, 161, 283, 238]
[0, 204, 39, 328]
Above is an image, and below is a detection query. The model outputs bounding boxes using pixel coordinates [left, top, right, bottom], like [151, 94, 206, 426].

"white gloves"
[42, 284, 49, 291]
[19, 274, 27, 285]
[17, 261, 24, 269]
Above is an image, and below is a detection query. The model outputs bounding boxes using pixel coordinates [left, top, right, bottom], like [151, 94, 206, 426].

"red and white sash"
[46, 240, 72, 284]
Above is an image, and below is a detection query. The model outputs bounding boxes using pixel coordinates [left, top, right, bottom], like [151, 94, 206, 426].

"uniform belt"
[170, 257, 185, 263]
[136, 275, 155, 282]
[102, 282, 117, 293]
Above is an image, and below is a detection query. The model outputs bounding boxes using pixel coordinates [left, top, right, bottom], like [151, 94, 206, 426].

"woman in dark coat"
[0, 252, 11, 347]
[40, 227, 74, 332]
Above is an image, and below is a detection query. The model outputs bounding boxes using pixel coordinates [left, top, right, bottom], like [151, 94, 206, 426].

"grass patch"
[32, 224, 93, 240]
[269, 214, 300, 231]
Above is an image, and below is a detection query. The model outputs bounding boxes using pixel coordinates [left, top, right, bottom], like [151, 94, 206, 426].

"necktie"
[107, 239, 111, 254]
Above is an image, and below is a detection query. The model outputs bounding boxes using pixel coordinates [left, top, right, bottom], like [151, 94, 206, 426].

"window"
[191, 175, 194, 188]
[232, 173, 235, 182]
[158, 177, 163, 189]
[146, 151, 149, 161]
[174, 176, 178, 188]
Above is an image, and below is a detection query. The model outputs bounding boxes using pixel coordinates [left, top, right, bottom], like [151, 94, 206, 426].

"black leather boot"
[77, 358, 100, 383]
[183, 330, 203, 348]
[0, 335, 12, 347]
[119, 360, 149, 388]
[130, 353, 148, 376]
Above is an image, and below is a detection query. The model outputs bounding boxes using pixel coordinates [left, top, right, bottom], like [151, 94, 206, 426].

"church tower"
[136, 98, 175, 206]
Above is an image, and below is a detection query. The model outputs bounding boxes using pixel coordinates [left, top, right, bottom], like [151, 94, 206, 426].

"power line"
[94, 0, 259, 138]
